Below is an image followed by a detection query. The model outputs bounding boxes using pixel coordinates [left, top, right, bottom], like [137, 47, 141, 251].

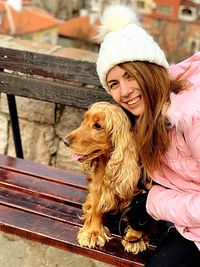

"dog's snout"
[64, 137, 72, 147]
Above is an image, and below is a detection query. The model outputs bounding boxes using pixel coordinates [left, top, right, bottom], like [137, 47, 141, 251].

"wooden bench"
[0, 153, 156, 266]
[0, 45, 157, 266]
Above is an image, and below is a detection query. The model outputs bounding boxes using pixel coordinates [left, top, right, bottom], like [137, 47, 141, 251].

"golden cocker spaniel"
[64, 102, 149, 254]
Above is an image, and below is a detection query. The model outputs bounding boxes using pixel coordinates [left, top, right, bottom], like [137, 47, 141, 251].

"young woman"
[96, 4, 200, 267]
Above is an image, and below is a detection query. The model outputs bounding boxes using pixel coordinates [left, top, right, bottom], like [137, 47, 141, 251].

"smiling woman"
[95, 4, 200, 267]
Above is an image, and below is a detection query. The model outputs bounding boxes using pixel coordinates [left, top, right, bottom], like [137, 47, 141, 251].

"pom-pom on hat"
[96, 5, 169, 92]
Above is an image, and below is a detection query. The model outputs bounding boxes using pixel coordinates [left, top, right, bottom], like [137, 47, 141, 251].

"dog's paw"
[122, 237, 149, 254]
[77, 226, 111, 248]
[122, 227, 149, 254]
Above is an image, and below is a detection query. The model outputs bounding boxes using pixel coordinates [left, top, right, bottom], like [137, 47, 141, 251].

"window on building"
[157, 5, 172, 14]
[136, 1, 145, 9]
[182, 8, 192, 16]
[43, 33, 51, 44]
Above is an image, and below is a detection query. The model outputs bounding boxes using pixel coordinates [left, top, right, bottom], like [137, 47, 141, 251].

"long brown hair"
[119, 61, 186, 174]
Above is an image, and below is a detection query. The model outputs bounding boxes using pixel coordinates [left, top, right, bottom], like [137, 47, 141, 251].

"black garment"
[145, 228, 200, 267]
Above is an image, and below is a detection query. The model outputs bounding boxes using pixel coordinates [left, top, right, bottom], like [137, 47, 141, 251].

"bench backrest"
[0, 47, 113, 108]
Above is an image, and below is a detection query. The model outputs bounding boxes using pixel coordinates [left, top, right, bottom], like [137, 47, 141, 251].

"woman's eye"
[110, 82, 118, 90]
[94, 122, 102, 130]
[127, 74, 133, 79]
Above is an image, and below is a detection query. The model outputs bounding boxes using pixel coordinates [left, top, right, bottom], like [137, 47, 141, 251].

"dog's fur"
[64, 102, 149, 254]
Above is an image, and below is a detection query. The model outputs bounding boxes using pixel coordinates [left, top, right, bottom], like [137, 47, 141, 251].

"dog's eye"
[93, 122, 102, 130]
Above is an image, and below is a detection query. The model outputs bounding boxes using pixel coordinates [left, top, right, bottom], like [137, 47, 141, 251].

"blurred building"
[57, 0, 200, 62]
[30, 0, 82, 20]
[0, 0, 60, 45]
[0, 0, 199, 62]
[136, 0, 200, 62]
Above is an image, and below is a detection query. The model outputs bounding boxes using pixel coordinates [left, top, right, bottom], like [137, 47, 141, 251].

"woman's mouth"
[126, 95, 142, 107]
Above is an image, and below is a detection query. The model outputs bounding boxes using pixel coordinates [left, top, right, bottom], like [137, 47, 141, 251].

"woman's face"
[106, 65, 144, 116]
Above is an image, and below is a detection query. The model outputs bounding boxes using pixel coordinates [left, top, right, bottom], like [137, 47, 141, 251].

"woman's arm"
[146, 119, 200, 227]
[146, 185, 200, 227]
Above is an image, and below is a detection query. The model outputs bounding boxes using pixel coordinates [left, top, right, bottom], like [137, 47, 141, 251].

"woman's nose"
[120, 81, 132, 97]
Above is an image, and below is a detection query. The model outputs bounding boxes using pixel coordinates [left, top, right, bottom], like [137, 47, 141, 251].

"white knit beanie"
[96, 5, 169, 92]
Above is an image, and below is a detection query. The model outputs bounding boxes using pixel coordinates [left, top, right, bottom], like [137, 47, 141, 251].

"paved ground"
[0, 232, 114, 267]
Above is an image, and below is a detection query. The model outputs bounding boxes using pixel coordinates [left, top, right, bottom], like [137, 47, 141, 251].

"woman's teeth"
[127, 96, 140, 105]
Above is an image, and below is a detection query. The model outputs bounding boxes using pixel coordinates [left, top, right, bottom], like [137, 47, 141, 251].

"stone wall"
[0, 93, 84, 172]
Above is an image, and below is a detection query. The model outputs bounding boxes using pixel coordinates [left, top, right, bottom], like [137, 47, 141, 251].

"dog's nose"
[63, 137, 72, 147]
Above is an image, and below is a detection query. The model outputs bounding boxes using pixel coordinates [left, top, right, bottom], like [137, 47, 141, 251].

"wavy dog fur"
[64, 102, 149, 254]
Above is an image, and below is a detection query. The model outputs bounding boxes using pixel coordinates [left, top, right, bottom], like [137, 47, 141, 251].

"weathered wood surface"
[0, 154, 151, 267]
[0, 47, 100, 85]
[0, 71, 113, 109]
[0, 47, 114, 108]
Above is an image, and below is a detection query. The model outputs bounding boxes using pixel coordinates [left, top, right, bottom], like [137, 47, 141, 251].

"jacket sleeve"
[146, 121, 200, 227]
[146, 185, 200, 227]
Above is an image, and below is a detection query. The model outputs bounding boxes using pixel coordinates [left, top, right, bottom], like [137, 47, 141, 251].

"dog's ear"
[104, 109, 140, 199]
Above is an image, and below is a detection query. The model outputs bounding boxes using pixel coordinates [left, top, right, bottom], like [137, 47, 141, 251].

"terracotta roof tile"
[0, 2, 60, 35]
[59, 15, 100, 44]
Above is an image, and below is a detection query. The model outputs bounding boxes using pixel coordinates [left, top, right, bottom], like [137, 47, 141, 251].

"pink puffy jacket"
[146, 52, 200, 250]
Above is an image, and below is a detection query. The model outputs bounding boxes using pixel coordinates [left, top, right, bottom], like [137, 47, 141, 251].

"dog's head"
[64, 102, 132, 163]
[64, 102, 141, 201]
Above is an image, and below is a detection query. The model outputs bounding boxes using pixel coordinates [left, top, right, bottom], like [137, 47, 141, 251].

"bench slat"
[0, 204, 146, 267]
[0, 72, 113, 109]
[0, 168, 86, 206]
[0, 187, 83, 225]
[0, 154, 87, 189]
[0, 47, 100, 85]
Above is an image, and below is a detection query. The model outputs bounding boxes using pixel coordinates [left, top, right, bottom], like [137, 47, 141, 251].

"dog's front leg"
[77, 190, 111, 248]
[122, 226, 149, 254]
